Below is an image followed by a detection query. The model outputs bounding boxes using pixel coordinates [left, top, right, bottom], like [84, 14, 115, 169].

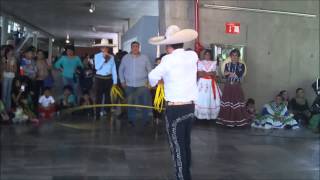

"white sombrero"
[93, 39, 116, 47]
[149, 25, 198, 45]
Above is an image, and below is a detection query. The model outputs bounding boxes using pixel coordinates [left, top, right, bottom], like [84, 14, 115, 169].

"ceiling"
[1, 0, 159, 40]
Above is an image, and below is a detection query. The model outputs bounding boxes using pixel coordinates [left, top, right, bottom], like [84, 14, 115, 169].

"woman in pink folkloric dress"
[195, 50, 221, 120]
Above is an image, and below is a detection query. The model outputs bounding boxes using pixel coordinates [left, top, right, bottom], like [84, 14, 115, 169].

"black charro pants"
[165, 104, 194, 180]
[95, 76, 113, 116]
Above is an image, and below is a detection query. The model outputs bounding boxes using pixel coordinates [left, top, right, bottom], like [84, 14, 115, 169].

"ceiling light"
[89, 2, 95, 13]
[65, 34, 70, 44]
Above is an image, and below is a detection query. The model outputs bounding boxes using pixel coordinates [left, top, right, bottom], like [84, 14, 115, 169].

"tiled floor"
[0, 114, 319, 180]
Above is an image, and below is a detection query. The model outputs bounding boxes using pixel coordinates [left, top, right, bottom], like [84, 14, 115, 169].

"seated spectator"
[252, 94, 299, 130]
[309, 80, 320, 133]
[11, 77, 38, 124]
[0, 99, 10, 123]
[246, 98, 256, 120]
[59, 85, 77, 109]
[38, 87, 56, 119]
[289, 88, 312, 125]
[11, 77, 32, 109]
[12, 106, 29, 123]
[79, 91, 94, 116]
[279, 90, 290, 106]
[309, 95, 320, 133]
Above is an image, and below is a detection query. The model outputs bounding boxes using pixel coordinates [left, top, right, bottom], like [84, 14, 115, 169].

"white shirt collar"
[172, 48, 185, 54]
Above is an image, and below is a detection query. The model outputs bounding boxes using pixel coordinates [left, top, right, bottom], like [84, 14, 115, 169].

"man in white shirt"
[148, 25, 198, 180]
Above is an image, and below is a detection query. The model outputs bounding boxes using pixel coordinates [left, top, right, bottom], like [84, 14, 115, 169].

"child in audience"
[0, 99, 10, 123]
[11, 77, 38, 124]
[59, 85, 77, 109]
[79, 91, 94, 116]
[38, 87, 56, 119]
[246, 98, 257, 120]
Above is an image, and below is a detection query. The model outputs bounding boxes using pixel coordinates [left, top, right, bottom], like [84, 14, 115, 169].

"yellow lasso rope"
[153, 83, 165, 113]
[64, 104, 163, 115]
[60, 84, 165, 115]
[110, 85, 124, 103]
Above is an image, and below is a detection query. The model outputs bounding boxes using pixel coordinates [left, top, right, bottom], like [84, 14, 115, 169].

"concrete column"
[1, 16, 9, 45]
[118, 32, 122, 50]
[158, 0, 195, 48]
[32, 32, 38, 49]
[48, 37, 53, 65]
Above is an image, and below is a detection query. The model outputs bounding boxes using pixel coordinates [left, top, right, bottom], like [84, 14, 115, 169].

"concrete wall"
[122, 16, 159, 64]
[159, 0, 195, 49]
[159, 0, 319, 108]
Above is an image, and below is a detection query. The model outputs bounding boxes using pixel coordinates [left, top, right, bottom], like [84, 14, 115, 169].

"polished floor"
[0, 113, 319, 180]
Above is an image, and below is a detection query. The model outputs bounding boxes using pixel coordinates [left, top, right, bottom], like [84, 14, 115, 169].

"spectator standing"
[119, 41, 152, 126]
[35, 50, 50, 109]
[54, 45, 83, 94]
[93, 39, 118, 118]
[1, 45, 17, 110]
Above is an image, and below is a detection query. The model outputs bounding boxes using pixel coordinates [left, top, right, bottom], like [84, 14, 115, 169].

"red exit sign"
[225, 22, 240, 34]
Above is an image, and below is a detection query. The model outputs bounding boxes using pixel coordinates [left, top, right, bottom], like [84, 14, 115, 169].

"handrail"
[0, 10, 54, 39]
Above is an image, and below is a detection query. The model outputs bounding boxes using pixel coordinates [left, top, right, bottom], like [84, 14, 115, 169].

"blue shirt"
[21, 58, 37, 79]
[119, 53, 152, 87]
[94, 52, 117, 84]
[54, 56, 83, 78]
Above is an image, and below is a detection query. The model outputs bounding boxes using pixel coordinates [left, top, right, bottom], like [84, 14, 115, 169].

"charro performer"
[148, 25, 198, 180]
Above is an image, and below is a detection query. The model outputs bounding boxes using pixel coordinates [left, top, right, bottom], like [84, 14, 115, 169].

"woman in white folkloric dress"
[195, 50, 221, 120]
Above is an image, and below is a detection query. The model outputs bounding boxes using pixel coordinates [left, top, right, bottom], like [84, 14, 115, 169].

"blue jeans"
[63, 77, 77, 93]
[125, 86, 152, 124]
[2, 76, 14, 110]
